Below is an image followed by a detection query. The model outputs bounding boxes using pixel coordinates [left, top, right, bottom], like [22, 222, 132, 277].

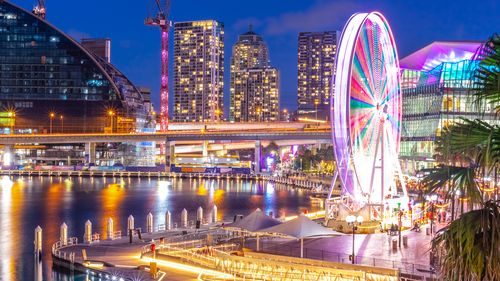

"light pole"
[49, 112, 55, 134]
[314, 99, 319, 122]
[7, 111, 15, 134]
[346, 215, 364, 264]
[398, 209, 403, 248]
[283, 108, 288, 122]
[215, 109, 221, 122]
[256, 107, 261, 122]
[427, 194, 438, 236]
[108, 110, 115, 133]
[60, 115, 64, 133]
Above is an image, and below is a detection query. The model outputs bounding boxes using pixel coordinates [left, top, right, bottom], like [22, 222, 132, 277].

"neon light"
[332, 12, 408, 208]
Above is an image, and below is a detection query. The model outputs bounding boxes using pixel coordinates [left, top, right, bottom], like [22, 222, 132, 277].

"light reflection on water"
[0, 175, 316, 280]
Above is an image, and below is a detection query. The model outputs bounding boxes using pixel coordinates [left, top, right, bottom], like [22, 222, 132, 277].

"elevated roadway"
[0, 130, 331, 145]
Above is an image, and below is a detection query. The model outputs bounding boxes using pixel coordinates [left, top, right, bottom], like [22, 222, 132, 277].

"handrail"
[51, 237, 78, 263]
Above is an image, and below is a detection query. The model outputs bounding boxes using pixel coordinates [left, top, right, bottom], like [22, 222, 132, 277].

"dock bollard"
[147, 212, 154, 233]
[212, 205, 218, 223]
[207, 210, 212, 224]
[107, 218, 114, 240]
[197, 207, 203, 224]
[60, 223, 68, 246]
[128, 215, 135, 232]
[165, 211, 172, 230]
[34, 226, 42, 257]
[181, 208, 188, 228]
[84, 220, 92, 244]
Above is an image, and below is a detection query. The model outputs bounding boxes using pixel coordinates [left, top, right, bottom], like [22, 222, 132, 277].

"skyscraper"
[173, 20, 224, 122]
[230, 27, 280, 122]
[297, 31, 337, 119]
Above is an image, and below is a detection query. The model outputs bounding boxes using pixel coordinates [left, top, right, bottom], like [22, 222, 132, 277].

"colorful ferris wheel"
[331, 12, 408, 207]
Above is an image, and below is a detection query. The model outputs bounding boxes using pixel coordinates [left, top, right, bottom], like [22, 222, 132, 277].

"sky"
[14, 0, 500, 115]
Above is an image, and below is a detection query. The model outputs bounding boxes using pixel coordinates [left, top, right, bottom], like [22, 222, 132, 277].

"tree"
[433, 200, 500, 281]
[422, 34, 500, 280]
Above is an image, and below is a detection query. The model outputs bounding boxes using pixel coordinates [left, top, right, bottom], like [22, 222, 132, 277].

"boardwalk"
[55, 230, 222, 281]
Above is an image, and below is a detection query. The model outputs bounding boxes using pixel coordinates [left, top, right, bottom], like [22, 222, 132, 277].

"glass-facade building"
[0, 1, 155, 166]
[0, 1, 153, 134]
[400, 41, 497, 173]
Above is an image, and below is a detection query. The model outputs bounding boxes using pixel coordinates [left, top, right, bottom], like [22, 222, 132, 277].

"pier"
[38, 208, 436, 281]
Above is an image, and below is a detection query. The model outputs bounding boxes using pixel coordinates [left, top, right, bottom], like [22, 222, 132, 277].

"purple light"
[400, 41, 481, 71]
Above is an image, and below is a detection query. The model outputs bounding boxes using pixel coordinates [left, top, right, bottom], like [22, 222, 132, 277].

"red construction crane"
[145, 0, 170, 132]
[32, 0, 46, 19]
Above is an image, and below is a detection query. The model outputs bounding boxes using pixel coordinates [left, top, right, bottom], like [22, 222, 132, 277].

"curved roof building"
[399, 41, 498, 173]
[0, 1, 153, 133]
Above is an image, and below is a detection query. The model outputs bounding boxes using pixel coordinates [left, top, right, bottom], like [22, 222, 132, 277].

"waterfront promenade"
[48, 212, 436, 281]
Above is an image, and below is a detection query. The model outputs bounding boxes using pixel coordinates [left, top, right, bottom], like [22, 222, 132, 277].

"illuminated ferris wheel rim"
[332, 11, 402, 151]
[331, 11, 403, 203]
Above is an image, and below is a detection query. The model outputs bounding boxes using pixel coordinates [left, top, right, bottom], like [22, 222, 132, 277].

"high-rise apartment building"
[297, 31, 337, 119]
[230, 28, 279, 122]
[173, 20, 224, 122]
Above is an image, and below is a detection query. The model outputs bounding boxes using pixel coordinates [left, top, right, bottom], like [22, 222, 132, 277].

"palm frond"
[473, 33, 500, 114]
[421, 165, 483, 206]
[433, 200, 500, 280]
[435, 119, 500, 169]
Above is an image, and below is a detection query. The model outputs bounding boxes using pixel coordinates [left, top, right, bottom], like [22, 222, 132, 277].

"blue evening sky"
[13, 0, 500, 115]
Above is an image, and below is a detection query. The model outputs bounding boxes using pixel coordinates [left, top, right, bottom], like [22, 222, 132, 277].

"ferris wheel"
[331, 12, 408, 208]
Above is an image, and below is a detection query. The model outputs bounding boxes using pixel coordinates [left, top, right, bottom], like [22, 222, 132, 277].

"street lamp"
[256, 107, 261, 122]
[283, 109, 288, 122]
[7, 111, 15, 134]
[108, 110, 115, 133]
[346, 215, 364, 264]
[314, 99, 319, 122]
[60, 115, 64, 133]
[215, 109, 221, 122]
[49, 112, 55, 134]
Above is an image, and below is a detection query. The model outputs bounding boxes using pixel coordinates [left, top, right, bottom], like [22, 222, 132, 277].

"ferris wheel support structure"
[326, 12, 408, 223]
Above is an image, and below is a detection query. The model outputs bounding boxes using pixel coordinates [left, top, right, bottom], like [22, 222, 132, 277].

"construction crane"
[145, 0, 170, 132]
[32, 0, 46, 19]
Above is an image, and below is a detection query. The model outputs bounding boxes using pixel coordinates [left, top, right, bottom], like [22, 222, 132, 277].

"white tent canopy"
[258, 214, 343, 238]
[225, 208, 282, 232]
[258, 214, 343, 257]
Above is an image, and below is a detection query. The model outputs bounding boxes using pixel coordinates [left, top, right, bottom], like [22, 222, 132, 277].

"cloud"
[263, 0, 363, 35]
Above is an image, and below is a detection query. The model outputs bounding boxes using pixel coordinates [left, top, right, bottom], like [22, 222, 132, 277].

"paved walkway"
[57, 230, 211, 280]
[246, 224, 438, 276]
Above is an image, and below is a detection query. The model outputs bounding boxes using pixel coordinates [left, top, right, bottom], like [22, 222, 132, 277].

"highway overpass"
[0, 130, 331, 145]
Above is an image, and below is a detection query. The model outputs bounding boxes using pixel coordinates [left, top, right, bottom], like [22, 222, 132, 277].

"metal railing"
[51, 237, 78, 263]
[255, 242, 431, 277]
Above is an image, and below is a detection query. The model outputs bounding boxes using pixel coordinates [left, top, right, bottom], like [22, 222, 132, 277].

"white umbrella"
[258, 214, 343, 257]
[225, 208, 282, 232]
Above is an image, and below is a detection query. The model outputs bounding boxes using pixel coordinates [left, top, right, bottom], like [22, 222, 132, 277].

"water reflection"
[0, 176, 317, 280]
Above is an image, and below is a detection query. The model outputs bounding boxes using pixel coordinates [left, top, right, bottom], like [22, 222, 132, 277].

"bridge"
[0, 123, 332, 172]
[0, 130, 331, 145]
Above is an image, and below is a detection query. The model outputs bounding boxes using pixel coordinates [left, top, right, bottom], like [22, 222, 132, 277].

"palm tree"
[432, 200, 500, 281]
[422, 34, 500, 280]
[473, 34, 500, 114]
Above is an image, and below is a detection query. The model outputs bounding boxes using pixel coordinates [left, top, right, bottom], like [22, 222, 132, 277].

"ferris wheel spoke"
[333, 12, 405, 207]
[353, 56, 376, 102]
